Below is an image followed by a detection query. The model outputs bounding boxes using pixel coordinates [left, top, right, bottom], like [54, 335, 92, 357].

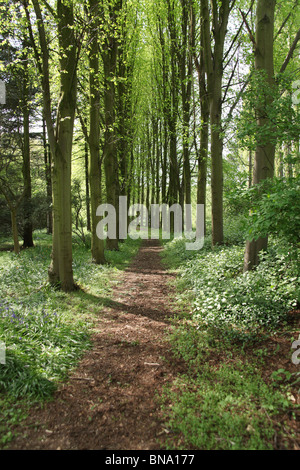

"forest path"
[9, 239, 185, 450]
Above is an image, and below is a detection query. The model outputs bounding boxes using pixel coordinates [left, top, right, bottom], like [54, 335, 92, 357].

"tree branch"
[279, 28, 300, 74]
[222, 57, 239, 104]
[39, 0, 57, 19]
[223, 0, 255, 64]
[22, 0, 43, 76]
[274, 0, 298, 41]
[239, 7, 256, 48]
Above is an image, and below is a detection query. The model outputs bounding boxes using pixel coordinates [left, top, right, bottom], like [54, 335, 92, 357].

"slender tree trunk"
[197, 95, 209, 235]
[146, 124, 151, 216]
[192, 4, 208, 235]
[167, 0, 180, 233]
[201, 0, 230, 246]
[161, 122, 168, 205]
[84, 139, 91, 232]
[11, 208, 20, 255]
[102, 79, 119, 250]
[22, 52, 34, 248]
[295, 139, 300, 176]
[1, 191, 23, 255]
[158, 19, 169, 208]
[88, 0, 105, 264]
[156, 121, 160, 206]
[43, 117, 52, 234]
[117, 59, 128, 239]
[102, 12, 120, 251]
[210, 68, 224, 245]
[180, 0, 192, 230]
[249, 149, 253, 186]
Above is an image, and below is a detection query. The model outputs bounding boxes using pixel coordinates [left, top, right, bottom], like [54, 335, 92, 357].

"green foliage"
[246, 176, 300, 248]
[161, 235, 299, 450]
[0, 298, 90, 399]
[237, 70, 300, 151]
[223, 214, 249, 246]
[0, 397, 29, 446]
[161, 235, 211, 270]
[163, 237, 299, 343]
[161, 362, 290, 450]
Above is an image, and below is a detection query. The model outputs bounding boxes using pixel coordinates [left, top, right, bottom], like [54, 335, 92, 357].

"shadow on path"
[7, 239, 185, 451]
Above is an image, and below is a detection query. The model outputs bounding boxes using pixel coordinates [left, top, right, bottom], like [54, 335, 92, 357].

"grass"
[0, 230, 141, 447]
[159, 235, 300, 450]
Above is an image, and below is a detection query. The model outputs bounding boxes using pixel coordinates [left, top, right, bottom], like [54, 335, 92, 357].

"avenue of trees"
[0, 0, 299, 291]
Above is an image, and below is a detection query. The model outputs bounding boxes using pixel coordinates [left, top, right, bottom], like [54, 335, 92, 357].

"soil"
[6, 239, 185, 450]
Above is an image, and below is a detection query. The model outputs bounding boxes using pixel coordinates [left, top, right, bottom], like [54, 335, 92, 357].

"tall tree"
[21, 45, 34, 248]
[100, 0, 123, 250]
[88, 0, 106, 264]
[166, 0, 180, 226]
[26, 0, 79, 291]
[179, 0, 193, 230]
[201, 0, 233, 246]
[243, 0, 300, 271]
[192, 1, 209, 235]
[243, 0, 276, 271]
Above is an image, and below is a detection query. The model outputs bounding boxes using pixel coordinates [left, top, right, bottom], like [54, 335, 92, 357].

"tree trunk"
[28, 0, 77, 291]
[88, 0, 105, 264]
[11, 208, 20, 255]
[197, 92, 209, 236]
[193, 8, 209, 236]
[167, 0, 180, 233]
[43, 117, 52, 234]
[243, 0, 276, 272]
[210, 70, 224, 245]
[101, 5, 120, 251]
[102, 75, 119, 250]
[48, 0, 77, 291]
[22, 52, 34, 248]
[180, 0, 192, 231]
[201, 0, 230, 247]
[84, 139, 91, 232]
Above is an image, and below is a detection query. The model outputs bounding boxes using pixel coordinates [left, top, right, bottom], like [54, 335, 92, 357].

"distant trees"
[0, 13, 35, 253]
[87, 0, 105, 263]
[100, 0, 123, 251]
[0, 0, 299, 288]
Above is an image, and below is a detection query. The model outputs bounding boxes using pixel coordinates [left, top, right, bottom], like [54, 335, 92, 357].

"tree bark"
[84, 139, 91, 232]
[193, 5, 209, 236]
[11, 208, 20, 255]
[243, 0, 276, 272]
[88, 0, 106, 264]
[167, 0, 180, 232]
[43, 117, 52, 234]
[180, 0, 192, 231]
[28, 0, 77, 290]
[201, 0, 231, 246]
[22, 51, 34, 248]
[101, 1, 122, 251]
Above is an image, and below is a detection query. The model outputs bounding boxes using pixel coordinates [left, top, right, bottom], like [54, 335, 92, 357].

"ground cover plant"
[1, 0, 300, 453]
[159, 235, 300, 450]
[0, 231, 141, 446]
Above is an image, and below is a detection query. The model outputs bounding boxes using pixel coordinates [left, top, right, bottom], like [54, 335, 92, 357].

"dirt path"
[8, 239, 184, 450]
